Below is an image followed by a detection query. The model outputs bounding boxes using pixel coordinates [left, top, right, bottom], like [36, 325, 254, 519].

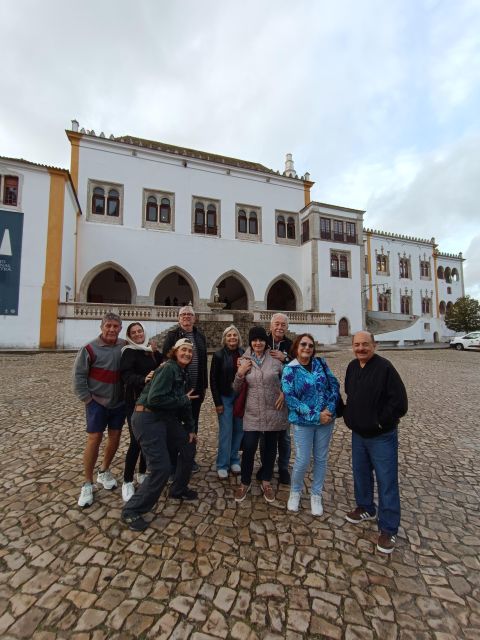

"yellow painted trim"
[303, 181, 313, 207]
[433, 249, 440, 318]
[67, 131, 82, 192]
[366, 232, 373, 311]
[39, 171, 66, 348]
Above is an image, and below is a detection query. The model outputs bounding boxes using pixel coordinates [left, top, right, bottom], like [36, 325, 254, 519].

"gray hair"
[270, 312, 289, 328]
[221, 324, 242, 347]
[352, 330, 376, 344]
[101, 312, 122, 326]
[178, 305, 195, 317]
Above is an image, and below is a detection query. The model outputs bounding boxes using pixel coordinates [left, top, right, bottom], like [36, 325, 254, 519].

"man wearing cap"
[162, 305, 207, 472]
[73, 312, 126, 508]
[343, 331, 408, 554]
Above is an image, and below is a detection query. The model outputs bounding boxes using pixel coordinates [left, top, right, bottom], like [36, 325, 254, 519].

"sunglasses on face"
[299, 342, 314, 348]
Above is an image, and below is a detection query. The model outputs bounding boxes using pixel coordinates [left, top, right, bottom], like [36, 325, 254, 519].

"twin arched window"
[277, 215, 296, 239]
[378, 293, 389, 312]
[146, 196, 171, 223]
[238, 209, 259, 235]
[400, 295, 411, 314]
[91, 187, 120, 216]
[399, 258, 409, 279]
[194, 200, 218, 234]
[376, 255, 388, 273]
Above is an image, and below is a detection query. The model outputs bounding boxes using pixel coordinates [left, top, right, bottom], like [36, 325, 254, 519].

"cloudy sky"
[1, 0, 479, 297]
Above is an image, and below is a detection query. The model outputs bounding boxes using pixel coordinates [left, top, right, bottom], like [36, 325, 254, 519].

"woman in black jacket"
[209, 325, 244, 479]
[120, 322, 163, 502]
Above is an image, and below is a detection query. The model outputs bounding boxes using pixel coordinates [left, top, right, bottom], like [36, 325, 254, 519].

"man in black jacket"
[162, 306, 207, 471]
[343, 331, 408, 555]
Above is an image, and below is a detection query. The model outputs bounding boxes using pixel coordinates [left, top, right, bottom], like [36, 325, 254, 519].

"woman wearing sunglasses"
[281, 333, 341, 516]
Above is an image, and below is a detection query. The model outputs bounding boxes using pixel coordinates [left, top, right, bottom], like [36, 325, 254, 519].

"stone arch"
[265, 275, 302, 311]
[433, 331, 439, 343]
[338, 317, 349, 337]
[150, 266, 199, 308]
[211, 270, 254, 310]
[439, 300, 446, 315]
[79, 262, 136, 304]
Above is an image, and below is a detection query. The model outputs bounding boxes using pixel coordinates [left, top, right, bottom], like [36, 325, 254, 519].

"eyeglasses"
[299, 342, 314, 348]
[179, 313, 194, 317]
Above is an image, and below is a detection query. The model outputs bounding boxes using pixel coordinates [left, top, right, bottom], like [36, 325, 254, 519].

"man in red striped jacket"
[73, 312, 127, 508]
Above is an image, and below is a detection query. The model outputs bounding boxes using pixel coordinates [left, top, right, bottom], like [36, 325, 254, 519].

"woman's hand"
[237, 359, 252, 377]
[144, 370, 154, 383]
[189, 432, 197, 443]
[274, 391, 285, 410]
[215, 405, 224, 415]
[320, 409, 333, 424]
[186, 389, 200, 401]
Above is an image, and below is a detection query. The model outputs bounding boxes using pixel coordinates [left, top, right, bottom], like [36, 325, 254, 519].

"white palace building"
[0, 120, 465, 349]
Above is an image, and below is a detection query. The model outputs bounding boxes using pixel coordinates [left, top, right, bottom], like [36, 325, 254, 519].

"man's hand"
[189, 433, 197, 443]
[186, 389, 200, 401]
[145, 370, 154, 383]
[215, 405, 224, 415]
[270, 349, 286, 362]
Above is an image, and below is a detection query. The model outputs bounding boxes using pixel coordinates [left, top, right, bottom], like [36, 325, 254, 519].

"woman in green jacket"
[121, 338, 198, 531]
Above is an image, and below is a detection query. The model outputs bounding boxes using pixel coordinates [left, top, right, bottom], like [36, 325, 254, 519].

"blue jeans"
[291, 422, 334, 495]
[216, 394, 243, 470]
[351, 429, 400, 535]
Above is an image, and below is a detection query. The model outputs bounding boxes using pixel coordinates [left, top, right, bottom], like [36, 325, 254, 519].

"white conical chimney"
[285, 153, 297, 178]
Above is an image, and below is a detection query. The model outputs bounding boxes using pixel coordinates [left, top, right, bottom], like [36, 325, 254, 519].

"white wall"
[0, 165, 50, 348]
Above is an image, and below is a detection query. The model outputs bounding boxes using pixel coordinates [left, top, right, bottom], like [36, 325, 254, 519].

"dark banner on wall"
[0, 210, 24, 315]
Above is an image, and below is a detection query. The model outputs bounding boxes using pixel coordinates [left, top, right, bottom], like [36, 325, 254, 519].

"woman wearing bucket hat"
[233, 326, 288, 504]
[121, 338, 198, 531]
[120, 322, 163, 502]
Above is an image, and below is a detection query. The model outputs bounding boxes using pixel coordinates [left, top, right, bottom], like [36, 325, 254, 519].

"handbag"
[318, 358, 344, 418]
[233, 380, 248, 418]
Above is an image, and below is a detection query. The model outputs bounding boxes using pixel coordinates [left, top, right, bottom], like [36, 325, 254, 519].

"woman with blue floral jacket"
[281, 333, 341, 516]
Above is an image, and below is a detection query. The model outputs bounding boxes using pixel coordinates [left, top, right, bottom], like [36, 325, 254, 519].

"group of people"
[73, 307, 408, 553]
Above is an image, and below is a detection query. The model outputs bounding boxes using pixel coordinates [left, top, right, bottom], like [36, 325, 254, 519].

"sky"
[1, 0, 479, 298]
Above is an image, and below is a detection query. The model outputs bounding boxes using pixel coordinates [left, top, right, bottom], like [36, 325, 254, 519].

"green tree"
[445, 296, 480, 333]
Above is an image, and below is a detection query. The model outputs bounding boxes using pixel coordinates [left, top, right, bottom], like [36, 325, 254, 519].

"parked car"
[449, 331, 480, 351]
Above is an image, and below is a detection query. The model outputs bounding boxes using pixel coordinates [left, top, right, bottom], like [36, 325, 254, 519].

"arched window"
[420, 261, 430, 277]
[277, 215, 286, 238]
[146, 195, 158, 222]
[238, 209, 247, 233]
[444, 267, 452, 283]
[92, 187, 105, 214]
[206, 204, 217, 234]
[378, 294, 389, 312]
[399, 258, 409, 279]
[437, 266, 444, 279]
[107, 189, 120, 216]
[439, 300, 446, 315]
[422, 297, 431, 314]
[377, 255, 388, 273]
[330, 254, 339, 277]
[248, 211, 258, 235]
[160, 198, 171, 223]
[286, 216, 296, 239]
[339, 255, 348, 278]
[400, 295, 410, 314]
[451, 268, 459, 282]
[446, 301, 454, 314]
[194, 202, 205, 232]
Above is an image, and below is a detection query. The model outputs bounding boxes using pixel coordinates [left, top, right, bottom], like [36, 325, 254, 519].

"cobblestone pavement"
[0, 349, 479, 640]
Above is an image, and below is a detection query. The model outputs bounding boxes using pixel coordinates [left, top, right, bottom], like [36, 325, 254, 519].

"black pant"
[241, 431, 280, 485]
[167, 421, 195, 495]
[190, 397, 203, 434]
[123, 415, 146, 482]
[122, 412, 171, 519]
[259, 429, 291, 472]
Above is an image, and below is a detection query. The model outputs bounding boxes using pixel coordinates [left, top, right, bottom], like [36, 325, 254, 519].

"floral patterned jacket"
[281, 357, 340, 427]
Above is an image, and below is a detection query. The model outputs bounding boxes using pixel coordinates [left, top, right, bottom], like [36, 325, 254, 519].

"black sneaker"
[279, 469, 291, 485]
[122, 514, 149, 532]
[170, 488, 198, 501]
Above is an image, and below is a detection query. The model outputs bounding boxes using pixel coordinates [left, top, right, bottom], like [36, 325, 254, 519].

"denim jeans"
[291, 422, 334, 495]
[351, 428, 400, 535]
[216, 394, 243, 470]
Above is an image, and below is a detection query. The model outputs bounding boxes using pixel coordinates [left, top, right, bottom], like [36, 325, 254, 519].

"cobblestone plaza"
[0, 349, 479, 639]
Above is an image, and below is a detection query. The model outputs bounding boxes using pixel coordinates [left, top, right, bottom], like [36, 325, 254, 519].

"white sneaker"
[78, 483, 93, 508]
[217, 469, 228, 479]
[122, 482, 135, 502]
[287, 491, 301, 512]
[136, 473, 147, 485]
[311, 494, 323, 516]
[97, 469, 117, 490]
[230, 464, 241, 475]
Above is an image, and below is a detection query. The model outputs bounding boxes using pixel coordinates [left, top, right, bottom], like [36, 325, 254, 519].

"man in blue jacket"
[343, 331, 408, 554]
